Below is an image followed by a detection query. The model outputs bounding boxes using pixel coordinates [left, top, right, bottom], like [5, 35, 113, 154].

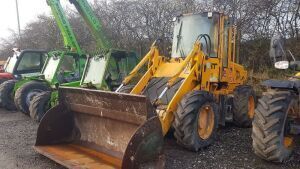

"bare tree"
[0, 0, 299, 71]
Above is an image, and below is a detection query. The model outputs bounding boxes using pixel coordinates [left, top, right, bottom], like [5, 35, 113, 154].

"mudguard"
[261, 79, 300, 90]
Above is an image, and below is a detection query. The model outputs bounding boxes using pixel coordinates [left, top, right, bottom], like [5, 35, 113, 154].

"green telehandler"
[28, 0, 138, 121]
[0, 0, 86, 112]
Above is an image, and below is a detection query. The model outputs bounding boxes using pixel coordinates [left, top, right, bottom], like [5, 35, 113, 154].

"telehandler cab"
[35, 12, 256, 168]
[0, 48, 46, 83]
[0, 48, 47, 108]
[0, 48, 47, 109]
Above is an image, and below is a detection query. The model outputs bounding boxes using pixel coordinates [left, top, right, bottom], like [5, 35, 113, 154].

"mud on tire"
[0, 80, 18, 110]
[14, 81, 50, 114]
[173, 90, 219, 151]
[233, 85, 256, 127]
[252, 90, 296, 162]
[29, 91, 51, 122]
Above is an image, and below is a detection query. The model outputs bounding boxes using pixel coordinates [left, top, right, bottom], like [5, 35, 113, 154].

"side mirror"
[274, 61, 289, 69]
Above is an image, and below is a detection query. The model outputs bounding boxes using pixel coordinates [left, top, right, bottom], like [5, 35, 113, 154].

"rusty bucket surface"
[34, 87, 163, 169]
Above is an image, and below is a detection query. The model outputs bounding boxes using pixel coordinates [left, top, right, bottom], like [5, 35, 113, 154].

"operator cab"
[80, 49, 138, 90]
[172, 12, 224, 58]
[2, 48, 47, 79]
[171, 11, 236, 71]
[42, 51, 86, 84]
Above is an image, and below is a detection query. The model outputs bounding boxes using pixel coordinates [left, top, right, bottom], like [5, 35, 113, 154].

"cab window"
[16, 52, 44, 73]
[60, 55, 76, 72]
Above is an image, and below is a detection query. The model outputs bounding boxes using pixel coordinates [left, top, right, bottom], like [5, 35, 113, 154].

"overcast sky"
[0, 0, 76, 39]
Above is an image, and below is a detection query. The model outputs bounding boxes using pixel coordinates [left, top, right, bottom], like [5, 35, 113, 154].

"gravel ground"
[164, 125, 300, 169]
[0, 109, 63, 169]
[0, 108, 299, 169]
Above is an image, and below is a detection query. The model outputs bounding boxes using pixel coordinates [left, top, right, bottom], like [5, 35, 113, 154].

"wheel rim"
[284, 137, 293, 148]
[248, 96, 255, 119]
[283, 108, 295, 148]
[198, 105, 214, 140]
[26, 90, 43, 106]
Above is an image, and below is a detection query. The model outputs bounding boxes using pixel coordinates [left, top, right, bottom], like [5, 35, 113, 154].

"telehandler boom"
[47, 0, 82, 54]
[35, 12, 256, 168]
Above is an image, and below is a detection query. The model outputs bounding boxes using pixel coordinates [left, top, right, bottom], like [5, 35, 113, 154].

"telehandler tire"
[252, 90, 295, 162]
[173, 90, 219, 151]
[14, 81, 50, 114]
[0, 80, 17, 111]
[233, 85, 256, 127]
[29, 91, 51, 122]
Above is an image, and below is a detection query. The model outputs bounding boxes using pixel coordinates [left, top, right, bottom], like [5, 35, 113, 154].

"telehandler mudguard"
[34, 86, 163, 169]
[262, 79, 300, 90]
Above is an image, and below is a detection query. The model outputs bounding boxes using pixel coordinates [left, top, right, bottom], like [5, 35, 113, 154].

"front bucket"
[34, 87, 164, 169]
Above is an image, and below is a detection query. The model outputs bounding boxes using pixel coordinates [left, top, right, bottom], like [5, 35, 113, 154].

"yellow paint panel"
[153, 61, 185, 77]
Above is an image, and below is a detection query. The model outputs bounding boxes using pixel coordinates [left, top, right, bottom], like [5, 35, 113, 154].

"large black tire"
[29, 91, 51, 122]
[0, 80, 17, 110]
[173, 91, 219, 151]
[252, 90, 296, 162]
[233, 85, 256, 127]
[14, 81, 50, 114]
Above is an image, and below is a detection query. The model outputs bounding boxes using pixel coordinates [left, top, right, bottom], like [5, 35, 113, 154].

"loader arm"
[166, 42, 201, 87]
[130, 47, 161, 94]
[130, 41, 205, 134]
[47, 0, 82, 55]
[121, 41, 160, 86]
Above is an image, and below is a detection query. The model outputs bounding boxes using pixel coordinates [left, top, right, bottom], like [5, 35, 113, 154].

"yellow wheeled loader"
[34, 12, 256, 168]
